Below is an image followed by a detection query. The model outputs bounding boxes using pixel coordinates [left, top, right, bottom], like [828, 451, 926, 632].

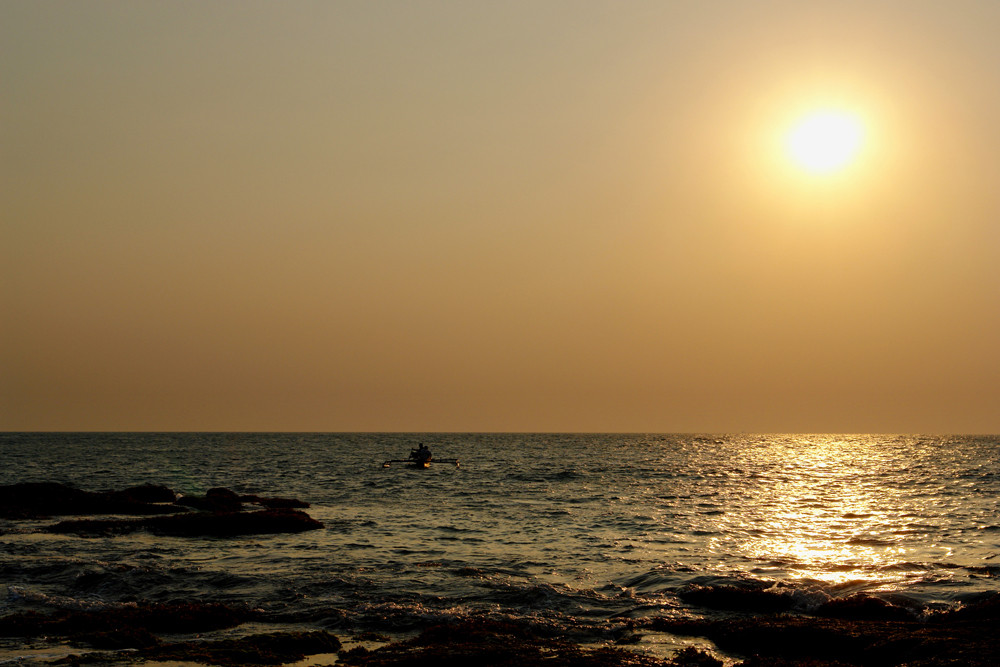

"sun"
[785, 110, 864, 174]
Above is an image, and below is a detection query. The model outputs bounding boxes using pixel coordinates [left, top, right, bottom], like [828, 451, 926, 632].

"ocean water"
[1, 433, 998, 662]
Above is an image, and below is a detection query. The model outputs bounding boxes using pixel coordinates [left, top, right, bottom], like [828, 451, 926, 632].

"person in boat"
[410, 443, 432, 463]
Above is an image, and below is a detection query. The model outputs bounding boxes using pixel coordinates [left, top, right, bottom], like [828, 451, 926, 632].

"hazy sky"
[3, 1, 999, 432]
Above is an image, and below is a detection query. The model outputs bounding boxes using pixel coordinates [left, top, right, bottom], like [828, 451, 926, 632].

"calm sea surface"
[1, 433, 998, 662]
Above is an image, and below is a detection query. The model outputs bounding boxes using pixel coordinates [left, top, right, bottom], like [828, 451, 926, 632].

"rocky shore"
[636, 591, 1000, 666]
[4, 606, 999, 666]
[2, 482, 998, 665]
[0, 601, 342, 665]
[0, 482, 323, 536]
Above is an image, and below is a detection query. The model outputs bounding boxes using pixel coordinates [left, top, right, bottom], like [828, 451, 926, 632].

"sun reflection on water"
[720, 435, 944, 588]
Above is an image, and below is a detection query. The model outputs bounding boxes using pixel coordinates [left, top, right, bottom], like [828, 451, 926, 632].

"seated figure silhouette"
[409, 444, 432, 464]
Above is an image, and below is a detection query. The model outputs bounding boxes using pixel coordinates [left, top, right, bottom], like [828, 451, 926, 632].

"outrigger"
[382, 444, 460, 469]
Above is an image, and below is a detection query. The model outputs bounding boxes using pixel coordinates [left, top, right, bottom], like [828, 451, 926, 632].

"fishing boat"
[382, 446, 459, 469]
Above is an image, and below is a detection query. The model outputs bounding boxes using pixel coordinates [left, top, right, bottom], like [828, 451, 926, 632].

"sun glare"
[786, 111, 864, 174]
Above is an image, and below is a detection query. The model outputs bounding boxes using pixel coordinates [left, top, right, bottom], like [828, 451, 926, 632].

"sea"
[1, 433, 998, 664]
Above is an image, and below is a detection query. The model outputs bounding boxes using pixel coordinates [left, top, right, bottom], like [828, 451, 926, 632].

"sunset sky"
[3, 1, 998, 433]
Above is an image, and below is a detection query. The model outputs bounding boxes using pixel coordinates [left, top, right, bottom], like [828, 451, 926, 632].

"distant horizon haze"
[3, 1, 998, 433]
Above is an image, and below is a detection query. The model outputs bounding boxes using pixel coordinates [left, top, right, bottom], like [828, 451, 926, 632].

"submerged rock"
[677, 583, 799, 613]
[2, 481, 324, 537]
[106, 483, 177, 504]
[148, 508, 324, 536]
[814, 594, 914, 622]
[240, 493, 311, 509]
[47, 508, 324, 537]
[176, 487, 244, 512]
[134, 630, 342, 666]
[642, 610, 1000, 666]
[3, 604, 340, 666]
[0, 602, 249, 639]
[175, 487, 311, 512]
[337, 619, 674, 666]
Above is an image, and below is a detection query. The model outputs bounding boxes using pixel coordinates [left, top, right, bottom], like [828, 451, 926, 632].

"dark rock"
[936, 591, 1000, 622]
[666, 647, 724, 666]
[149, 508, 323, 536]
[0, 482, 89, 518]
[207, 487, 243, 511]
[815, 595, 914, 622]
[176, 487, 243, 513]
[46, 517, 145, 536]
[736, 658, 854, 667]
[0, 602, 249, 638]
[137, 630, 342, 666]
[642, 612, 1000, 667]
[338, 619, 669, 666]
[107, 483, 176, 504]
[240, 493, 311, 509]
[48, 508, 324, 537]
[75, 627, 161, 649]
[0, 482, 182, 518]
[677, 583, 798, 613]
[175, 495, 213, 510]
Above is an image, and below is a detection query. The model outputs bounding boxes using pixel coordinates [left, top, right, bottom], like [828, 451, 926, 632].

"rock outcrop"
[1, 482, 322, 536]
[47, 507, 323, 537]
[0, 482, 180, 518]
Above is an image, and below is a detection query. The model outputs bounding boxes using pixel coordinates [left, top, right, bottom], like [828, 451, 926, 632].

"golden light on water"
[726, 437, 936, 587]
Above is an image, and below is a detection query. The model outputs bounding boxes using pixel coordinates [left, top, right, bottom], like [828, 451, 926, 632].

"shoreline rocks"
[0, 482, 182, 519]
[639, 594, 1000, 667]
[0, 481, 323, 537]
[2, 604, 999, 665]
[47, 507, 324, 537]
[1, 602, 341, 666]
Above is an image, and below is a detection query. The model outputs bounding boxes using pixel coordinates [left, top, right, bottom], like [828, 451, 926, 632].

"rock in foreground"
[338, 619, 684, 667]
[641, 595, 1000, 667]
[129, 630, 342, 666]
[0, 602, 249, 639]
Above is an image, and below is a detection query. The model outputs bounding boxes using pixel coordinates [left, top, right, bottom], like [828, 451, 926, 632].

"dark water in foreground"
[1, 433, 998, 663]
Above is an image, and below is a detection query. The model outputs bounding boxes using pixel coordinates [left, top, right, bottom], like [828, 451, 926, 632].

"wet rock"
[45, 516, 145, 536]
[0, 482, 182, 518]
[176, 487, 243, 512]
[736, 659, 854, 667]
[2, 604, 344, 666]
[666, 647, 724, 666]
[148, 508, 323, 536]
[642, 612, 1000, 666]
[677, 583, 798, 613]
[936, 591, 1000, 622]
[76, 626, 162, 649]
[106, 483, 176, 504]
[0, 602, 249, 638]
[338, 619, 670, 666]
[240, 493, 311, 509]
[48, 508, 324, 537]
[207, 487, 243, 511]
[136, 630, 342, 666]
[0, 482, 87, 518]
[815, 594, 914, 622]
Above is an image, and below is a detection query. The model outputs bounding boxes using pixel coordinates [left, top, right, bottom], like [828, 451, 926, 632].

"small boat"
[382, 446, 459, 469]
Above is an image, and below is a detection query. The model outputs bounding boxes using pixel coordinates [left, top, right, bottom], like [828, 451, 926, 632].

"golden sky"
[3, 1, 998, 432]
